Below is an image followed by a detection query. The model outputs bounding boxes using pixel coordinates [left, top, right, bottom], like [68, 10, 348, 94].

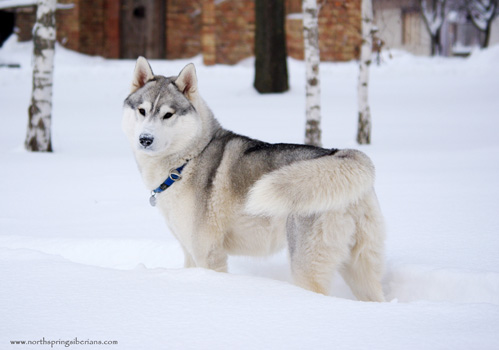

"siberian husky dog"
[122, 57, 386, 301]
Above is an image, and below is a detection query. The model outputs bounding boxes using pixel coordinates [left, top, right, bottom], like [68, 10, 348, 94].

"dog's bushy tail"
[245, 149, 375, 216]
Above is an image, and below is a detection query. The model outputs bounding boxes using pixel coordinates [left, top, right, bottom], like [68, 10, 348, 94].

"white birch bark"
[303, 0, 321, 147]
[357, 0, 373, 145]
[25, 0, 56, 152]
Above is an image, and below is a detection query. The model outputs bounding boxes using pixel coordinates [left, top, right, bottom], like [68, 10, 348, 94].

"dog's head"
[122, 57, 202, 157]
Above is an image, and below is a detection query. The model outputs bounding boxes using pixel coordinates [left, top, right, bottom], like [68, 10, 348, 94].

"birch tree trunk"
[357, 0, 373, 145]
[25, 0, 56, 152]
[303, 0, 321, 147]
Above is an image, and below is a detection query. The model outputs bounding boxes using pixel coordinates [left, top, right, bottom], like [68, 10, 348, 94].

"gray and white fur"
[122, 57, 386, 301]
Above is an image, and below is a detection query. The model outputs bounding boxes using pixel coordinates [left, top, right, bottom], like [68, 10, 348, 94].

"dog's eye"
[138, 108, 146, 116]
[163, 112, 174, 120]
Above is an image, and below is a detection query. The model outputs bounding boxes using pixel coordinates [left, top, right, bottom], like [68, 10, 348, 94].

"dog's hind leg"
[340, 191, 386, 302]
[287, 212, 355, 295]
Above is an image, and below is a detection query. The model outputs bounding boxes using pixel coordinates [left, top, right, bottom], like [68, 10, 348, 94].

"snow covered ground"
[1, 35, 499, 349]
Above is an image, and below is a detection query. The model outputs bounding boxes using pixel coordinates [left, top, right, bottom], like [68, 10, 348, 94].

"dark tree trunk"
[431, 27, 441, 55]
[254, 0, 289, 93]
[483, 24, 491, 47]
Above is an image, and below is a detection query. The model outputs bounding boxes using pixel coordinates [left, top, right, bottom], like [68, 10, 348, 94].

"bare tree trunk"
[254, 0, 289, 93]
[431, 27, 442, 56]
[467, 0, 498, 48]
[483, 22, 492, 47]
[303, 0, 321, 147]
[420, 0, 447, 56]
[25, 0, 56, 152]
[357, 0, 373, 145]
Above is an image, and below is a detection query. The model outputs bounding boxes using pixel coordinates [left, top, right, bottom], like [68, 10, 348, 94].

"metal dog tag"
[149, 192, 157, 207]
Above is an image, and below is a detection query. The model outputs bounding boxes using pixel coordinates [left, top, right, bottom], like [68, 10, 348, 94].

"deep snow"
[1, 35, 499, 349]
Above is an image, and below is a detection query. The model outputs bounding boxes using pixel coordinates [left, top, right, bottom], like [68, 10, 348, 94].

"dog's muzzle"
[139, 133, 154, 148]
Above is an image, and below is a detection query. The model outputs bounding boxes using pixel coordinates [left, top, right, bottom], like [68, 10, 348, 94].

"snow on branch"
[421, 0, 447, 35]
[467, 0, 498, 30]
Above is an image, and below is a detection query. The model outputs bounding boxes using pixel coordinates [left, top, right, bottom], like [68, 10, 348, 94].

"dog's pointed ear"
[131, 56, 154, 93]
[175, 63, 198, 99]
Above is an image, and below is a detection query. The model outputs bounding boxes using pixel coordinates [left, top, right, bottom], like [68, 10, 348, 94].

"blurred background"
[1, 0, 497, 64]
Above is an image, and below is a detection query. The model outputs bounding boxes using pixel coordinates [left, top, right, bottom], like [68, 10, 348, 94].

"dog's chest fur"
[155, 157, 287, 258]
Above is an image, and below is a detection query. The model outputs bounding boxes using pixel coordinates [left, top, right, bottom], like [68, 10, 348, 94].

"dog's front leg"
[181, 246, 196, 268]
[191, 234, 228, 272]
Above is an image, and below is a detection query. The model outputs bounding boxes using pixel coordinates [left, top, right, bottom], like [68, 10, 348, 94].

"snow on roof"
[0, 0, 73, 10]
[0, 0, 37, 9]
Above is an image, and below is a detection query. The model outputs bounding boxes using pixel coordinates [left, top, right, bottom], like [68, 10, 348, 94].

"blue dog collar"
[149, 163, 187, 206]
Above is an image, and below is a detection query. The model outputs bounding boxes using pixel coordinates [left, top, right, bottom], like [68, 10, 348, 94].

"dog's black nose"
[139, 134, 154, 148]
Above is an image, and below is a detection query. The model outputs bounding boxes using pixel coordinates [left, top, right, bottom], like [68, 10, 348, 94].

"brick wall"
[166, 0, 202, 59]
[15, 2, 82, 53]
[286, 15, 303, 60]
[103, 0, 120, 58]
[14, 7, 35, 42]
[211, 0, 361, 64]
[56, 0, 80, 52]
[14, 0, 361, 63]
[15, 0, 118, 58]
[79, 0, 106, 56]
[286, 0, 362, 61]
[320, 0, 361, 61]
[215, 0, 255, 65]
[202, 0, 216, 65]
